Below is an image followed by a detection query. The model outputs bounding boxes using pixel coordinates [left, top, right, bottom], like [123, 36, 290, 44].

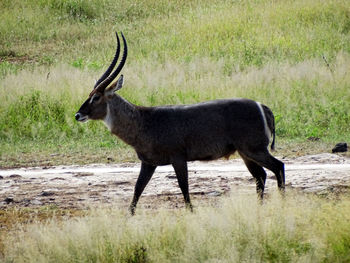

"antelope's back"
[138, 98, 269, 160]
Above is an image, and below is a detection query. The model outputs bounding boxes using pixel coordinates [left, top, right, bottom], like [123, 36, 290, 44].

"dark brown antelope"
[75, 32, 285, 214]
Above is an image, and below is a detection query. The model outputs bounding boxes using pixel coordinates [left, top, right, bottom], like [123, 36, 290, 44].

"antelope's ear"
[105, 75, 124, 96]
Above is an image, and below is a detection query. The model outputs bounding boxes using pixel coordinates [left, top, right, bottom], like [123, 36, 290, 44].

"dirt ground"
[0, 153, 349, 210]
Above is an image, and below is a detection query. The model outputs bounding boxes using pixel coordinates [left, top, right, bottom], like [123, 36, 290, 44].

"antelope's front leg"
[129, 162, 156, 215]
[172, 158, 193, 211]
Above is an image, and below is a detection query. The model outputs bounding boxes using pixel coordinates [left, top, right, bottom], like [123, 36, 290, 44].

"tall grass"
[2, 192, 350, 262]
[1, 54, 349, 147]
[1, 0, 349, 67]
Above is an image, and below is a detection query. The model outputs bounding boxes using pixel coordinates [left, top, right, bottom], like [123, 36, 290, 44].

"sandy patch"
[0, 153, 349, 209]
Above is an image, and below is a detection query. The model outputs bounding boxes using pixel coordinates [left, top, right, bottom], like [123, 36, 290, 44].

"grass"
[1, 0, 350, 67]
[0, 206, 86, 258]
[0, 55, 349, 167]
[0, 0, 349, 165]
[1, 1, 349, 261]
[2, 191, 350, 262]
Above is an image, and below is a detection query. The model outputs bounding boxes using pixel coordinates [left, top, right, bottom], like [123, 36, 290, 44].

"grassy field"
[0, 0, 349, 167]
[1, 192, 350, 262]
[1, 1, 350, 260]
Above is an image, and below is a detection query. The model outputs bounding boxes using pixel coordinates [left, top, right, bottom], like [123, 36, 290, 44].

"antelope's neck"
[104, 96, 141, 146]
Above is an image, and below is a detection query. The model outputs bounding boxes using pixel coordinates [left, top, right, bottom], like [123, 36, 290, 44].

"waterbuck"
[75, 32, 285, 214]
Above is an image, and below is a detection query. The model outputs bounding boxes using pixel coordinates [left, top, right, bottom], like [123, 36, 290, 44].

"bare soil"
[1, 153, 349, 210]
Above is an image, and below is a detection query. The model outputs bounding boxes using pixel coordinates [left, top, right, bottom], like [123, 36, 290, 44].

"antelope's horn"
[94, 32, 128, 94]
[94, 32, 121, 89]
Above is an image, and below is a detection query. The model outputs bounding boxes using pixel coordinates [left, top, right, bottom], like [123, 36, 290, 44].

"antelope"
[75, 32, 285, 215]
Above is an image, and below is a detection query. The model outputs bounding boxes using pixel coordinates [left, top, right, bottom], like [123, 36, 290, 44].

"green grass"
[1, 0, 350, 67]
[1, 1, 349, 260]
[2, 192, 350, 262]
[0, 0, 350, 166]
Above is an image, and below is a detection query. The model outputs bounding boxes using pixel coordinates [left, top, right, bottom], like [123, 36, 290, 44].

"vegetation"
[1, 0, 349, 166]
[2, 192, 350, 262]
[1, 1, 350, 261]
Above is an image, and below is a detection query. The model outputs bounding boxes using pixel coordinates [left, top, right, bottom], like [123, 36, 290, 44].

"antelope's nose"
[75, 113, 81, 121]
[75, 112, 89, 122]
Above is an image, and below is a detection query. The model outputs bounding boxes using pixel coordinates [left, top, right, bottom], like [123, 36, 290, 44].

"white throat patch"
[103, 105, 113, 131]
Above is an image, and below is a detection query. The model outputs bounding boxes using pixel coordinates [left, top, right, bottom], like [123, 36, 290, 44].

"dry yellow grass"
[2, 191, 350, 262]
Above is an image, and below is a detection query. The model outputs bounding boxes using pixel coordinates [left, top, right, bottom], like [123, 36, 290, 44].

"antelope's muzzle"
[75, 112, 88, 122]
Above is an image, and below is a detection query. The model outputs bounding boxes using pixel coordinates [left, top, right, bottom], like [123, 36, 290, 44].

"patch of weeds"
[41, 55, 55, 65]
[0, 50, 17, 58]
[123, 244, 148, 263]
[263, 239, 312, 262]
[72, 57, 84, 69]
[0, 61, 20, 77]
[0, 90, 71, 140]
[87, 60, 102, 70]
[324, 224, 350, 262]
[0, 207, 86, 256]
[40, 0, 101, 21]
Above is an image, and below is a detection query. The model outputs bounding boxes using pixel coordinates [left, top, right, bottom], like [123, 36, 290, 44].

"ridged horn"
[94, 32, 120, 89]
[94, 32, 127, 94]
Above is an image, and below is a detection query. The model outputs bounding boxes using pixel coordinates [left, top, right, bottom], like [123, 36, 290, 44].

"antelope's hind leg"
[129, 162, 157, 215]
[240, 149, 285, 192]
[242, 157, 267, 199]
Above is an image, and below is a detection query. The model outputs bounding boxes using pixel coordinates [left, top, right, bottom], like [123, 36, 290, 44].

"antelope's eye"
[92, 95, 100, 103]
